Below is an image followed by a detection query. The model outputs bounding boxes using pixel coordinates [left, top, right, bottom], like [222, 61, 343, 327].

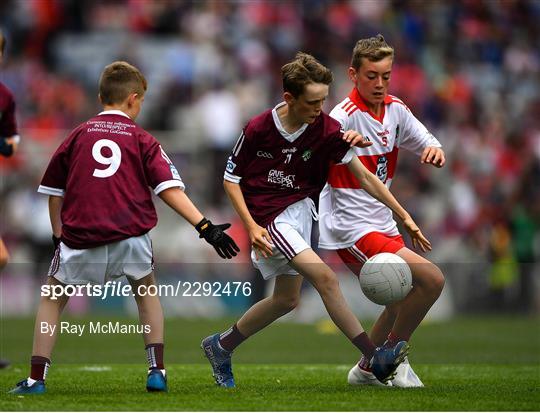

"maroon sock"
[358, 355, 371, 371]
[351, 332, 376, 360]
[30, 356, 50, 381]
[145, 343, 164, 369]
[387, 331, 408, 346]
[219, 324, 246, 352]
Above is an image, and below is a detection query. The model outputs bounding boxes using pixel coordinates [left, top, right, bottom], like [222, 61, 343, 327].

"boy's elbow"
[223, 179, 236, 191]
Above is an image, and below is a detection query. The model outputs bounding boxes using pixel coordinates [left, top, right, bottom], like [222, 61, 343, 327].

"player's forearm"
[49, 196, 63, 237]
[347, 158, 410, 222]
[223, 180, 258, 230]
[158, 188, 204, 226]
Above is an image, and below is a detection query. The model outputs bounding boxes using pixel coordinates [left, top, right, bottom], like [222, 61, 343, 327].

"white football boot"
[390, 357, 424, 387]
[347, 363, 392, 387]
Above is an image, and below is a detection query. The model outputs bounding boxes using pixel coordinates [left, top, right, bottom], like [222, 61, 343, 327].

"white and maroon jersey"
[38, 110, 184, 249]
[224, 102, 354, 228]
[318, 88, 441, 249]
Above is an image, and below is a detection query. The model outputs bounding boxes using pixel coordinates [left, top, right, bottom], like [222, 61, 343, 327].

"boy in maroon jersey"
[202, 52, 431, 387]
[0, 29, 20, 269]
[10, 61, 239, 395]
[0, 29, 20, 370]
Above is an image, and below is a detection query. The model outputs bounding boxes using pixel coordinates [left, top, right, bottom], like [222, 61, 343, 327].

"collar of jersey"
[348, 88, 392, 123]
[98, 110, 131, 119]
[271, 102, 309, 143]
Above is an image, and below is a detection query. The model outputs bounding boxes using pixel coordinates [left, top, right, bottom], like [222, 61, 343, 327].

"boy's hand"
[342, 130, 372, 148]
[420, 146, 445, 168]
[248, 224, 273, 260]
[402, 216, 432, 252]
[196, 218, 240, 259]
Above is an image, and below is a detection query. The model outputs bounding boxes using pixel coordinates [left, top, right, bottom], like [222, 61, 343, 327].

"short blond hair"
[281, 52, 333, 98]
[351, 34, 394, 70]
[99, 61, 147, 105]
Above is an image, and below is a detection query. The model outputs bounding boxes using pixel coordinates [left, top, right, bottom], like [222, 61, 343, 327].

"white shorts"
[251, 197, 317, 280]
[48, 233, 154, 285]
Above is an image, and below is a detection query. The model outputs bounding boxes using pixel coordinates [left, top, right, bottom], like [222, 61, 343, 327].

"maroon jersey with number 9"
[39, 111, 184, 249]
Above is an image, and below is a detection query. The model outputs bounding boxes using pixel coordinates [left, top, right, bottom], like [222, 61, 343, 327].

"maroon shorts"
[336, 231, 405, 276]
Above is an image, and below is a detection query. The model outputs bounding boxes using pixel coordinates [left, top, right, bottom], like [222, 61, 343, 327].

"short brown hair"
[351, 34, 394, 69]
[99, 61, 147, 105]
[281, 52, 333, 98]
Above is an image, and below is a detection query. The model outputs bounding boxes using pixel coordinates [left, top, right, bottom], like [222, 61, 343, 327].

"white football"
[359, 253, 412, 305]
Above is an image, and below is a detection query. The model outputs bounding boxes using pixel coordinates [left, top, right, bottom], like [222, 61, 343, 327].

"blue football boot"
[146, 368, 167, 392]
[9, 379, 46, 395]
[201, 333, 235, 388]
[371, 340, 410, 384]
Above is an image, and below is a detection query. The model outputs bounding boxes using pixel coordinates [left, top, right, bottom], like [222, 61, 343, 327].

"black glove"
[0, 138, 13, 157]
[195, 218, 240, 259]
[52, 235, 61, 250]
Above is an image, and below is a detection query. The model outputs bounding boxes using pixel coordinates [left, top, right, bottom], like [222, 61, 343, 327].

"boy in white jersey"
[319, 35, 446, 387]
[202, 52, 432, 388]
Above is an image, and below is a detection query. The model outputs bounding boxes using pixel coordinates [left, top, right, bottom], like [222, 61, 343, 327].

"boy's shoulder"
[244, 108, 274, 136]
[317, 111, 344, 137]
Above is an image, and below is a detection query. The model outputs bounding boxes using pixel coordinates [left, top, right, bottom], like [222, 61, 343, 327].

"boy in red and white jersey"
[202, 52, 432, 388]
[319, 35, 446, 387]
[9, 61, 239, 395]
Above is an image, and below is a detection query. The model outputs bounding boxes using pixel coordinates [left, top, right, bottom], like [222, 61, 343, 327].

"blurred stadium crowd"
[0, 0, 538, 314]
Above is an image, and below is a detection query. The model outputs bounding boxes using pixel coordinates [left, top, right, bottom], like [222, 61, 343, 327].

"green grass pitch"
[1, 316, 539, 411]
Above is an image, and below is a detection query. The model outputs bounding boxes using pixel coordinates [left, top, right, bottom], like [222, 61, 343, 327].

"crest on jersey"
[376, 155, 388, 182]
[301, 149, 312, 161]
[226, 156, 236, 173]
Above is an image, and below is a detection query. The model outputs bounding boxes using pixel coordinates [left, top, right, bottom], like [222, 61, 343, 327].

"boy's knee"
[272, 294, 300, 314]
[426, 264, 445, 297]
[313, 270, 340, 295]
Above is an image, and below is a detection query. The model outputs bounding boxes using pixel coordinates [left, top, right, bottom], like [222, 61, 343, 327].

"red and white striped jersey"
[318, 88, 441, 249]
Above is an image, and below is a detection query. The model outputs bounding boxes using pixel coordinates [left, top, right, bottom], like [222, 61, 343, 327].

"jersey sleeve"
[38, 140, 70, 197]
[326, 111, 355, 165]
[397, 105, 441, 156]
[224, 125, 253, 184]
[143, 135, 185, 195]
[329, 104, 351, 131]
